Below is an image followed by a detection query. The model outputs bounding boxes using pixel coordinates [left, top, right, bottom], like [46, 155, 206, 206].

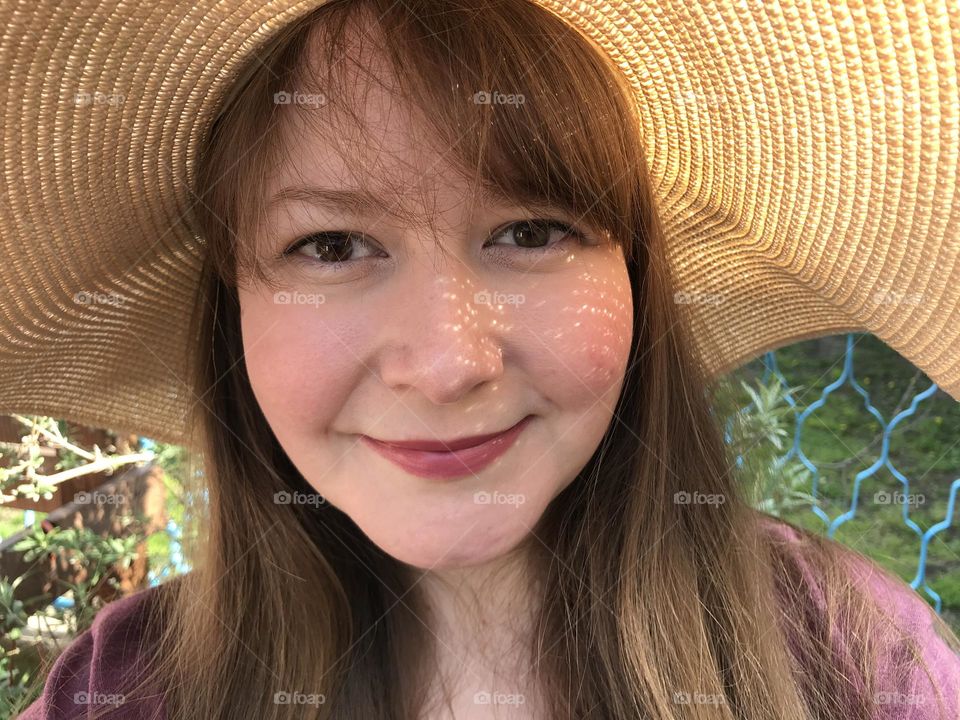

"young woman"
[7, 0, 960, 718]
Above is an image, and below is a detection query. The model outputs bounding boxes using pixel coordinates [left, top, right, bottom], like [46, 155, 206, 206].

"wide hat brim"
[1, 0, 958, 449]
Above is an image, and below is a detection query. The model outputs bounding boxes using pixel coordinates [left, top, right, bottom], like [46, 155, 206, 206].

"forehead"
[265, 30, 487, 226]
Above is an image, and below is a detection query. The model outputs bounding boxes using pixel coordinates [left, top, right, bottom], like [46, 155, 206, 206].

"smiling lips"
[359, 415, 534, 480]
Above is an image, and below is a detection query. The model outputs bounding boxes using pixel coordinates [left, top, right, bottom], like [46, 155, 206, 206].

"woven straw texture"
[0, 0, 958, 448]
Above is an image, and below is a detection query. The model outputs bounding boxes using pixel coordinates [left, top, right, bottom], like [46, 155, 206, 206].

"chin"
[373, 511, 535, 571]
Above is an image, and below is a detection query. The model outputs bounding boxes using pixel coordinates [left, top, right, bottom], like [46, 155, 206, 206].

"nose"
[376, 257, 505, 404]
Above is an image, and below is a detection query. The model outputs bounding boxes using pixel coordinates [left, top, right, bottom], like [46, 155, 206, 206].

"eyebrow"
[267, 183, 550, 221]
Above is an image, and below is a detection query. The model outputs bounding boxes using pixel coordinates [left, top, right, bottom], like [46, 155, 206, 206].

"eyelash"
[279, 219, 591, 273]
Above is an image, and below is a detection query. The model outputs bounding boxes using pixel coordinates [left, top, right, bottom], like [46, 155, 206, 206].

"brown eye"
[284, 232, 379, 265]
[280, 218, 593, 277]
[512, 220, 553, 248]
[313, 234, 353, 262]
[486, 219, 586, 250]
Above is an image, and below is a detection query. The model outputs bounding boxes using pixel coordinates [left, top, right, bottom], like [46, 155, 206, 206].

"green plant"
[1, 576, 41, 716]
[717, 376, 820, 516]
[0, 420, 190, 715]
[1, 577, 29, 651]
[0, 439, 55, 503]
[0, 415, 154, 504]
[13, 520, 143, 634]
[1, 515, 159, 716]
[753, 459, 820, 518]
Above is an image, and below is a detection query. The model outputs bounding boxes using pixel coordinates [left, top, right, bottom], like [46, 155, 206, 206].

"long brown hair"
[76, 0, 959, 718]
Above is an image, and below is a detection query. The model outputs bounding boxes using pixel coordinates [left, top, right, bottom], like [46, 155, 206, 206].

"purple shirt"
[16, 584, 166, 720]
[16, 519, 960, 719]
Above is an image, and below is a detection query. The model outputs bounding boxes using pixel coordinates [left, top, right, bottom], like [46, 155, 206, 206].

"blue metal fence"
[724, 333, 959, 613]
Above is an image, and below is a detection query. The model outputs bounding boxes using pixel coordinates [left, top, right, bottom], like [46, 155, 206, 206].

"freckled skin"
[237, 63, 633, 573]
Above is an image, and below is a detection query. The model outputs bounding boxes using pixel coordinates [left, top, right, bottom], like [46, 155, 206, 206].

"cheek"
[237, 290, 362, 431]
[526, 257, 633, 404]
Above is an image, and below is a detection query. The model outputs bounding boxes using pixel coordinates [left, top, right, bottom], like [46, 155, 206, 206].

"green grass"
[728, 332, 960, 633]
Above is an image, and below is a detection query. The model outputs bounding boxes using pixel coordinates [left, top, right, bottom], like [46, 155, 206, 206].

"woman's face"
[237, 69, 633, 571]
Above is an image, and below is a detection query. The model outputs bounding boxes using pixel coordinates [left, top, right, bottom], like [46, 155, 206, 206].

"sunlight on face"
[236, 44, 633, 572]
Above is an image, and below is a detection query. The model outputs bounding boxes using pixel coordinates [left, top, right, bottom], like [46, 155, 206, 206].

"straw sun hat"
[0, 0, 958, 449]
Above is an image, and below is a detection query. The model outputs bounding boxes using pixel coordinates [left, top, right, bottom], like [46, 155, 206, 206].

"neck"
[429, 543, 535, 631]
[414, 540, 543, 706]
